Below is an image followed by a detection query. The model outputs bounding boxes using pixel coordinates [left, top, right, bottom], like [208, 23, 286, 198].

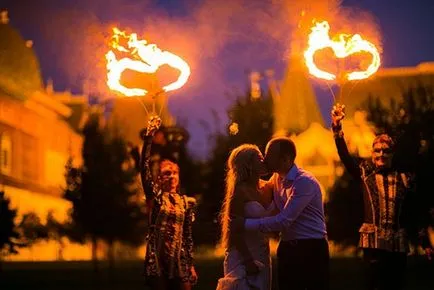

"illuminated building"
[0, 10, 92, 260]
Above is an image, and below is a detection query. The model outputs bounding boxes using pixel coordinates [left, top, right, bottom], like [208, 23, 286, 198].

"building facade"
[0, 11, 92, 261]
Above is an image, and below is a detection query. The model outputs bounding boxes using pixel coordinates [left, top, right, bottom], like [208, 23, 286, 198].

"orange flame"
[304, 21, 381, 81]
[106, 28, 191, 97]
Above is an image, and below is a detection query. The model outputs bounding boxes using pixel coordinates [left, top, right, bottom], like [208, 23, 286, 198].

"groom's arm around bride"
[234, 137, 330, 290]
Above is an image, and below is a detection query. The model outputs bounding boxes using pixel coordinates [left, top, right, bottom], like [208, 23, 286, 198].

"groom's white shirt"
[245, 164, 327, 241]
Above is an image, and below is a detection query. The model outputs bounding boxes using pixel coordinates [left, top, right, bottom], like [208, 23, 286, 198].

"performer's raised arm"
[140, 116, 162, 206]
[331, 103, 361, 180]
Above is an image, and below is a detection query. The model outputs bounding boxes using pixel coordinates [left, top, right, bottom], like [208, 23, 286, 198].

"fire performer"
[141, 116, 198, 290]
[105, 27, 195, 289]
[331, 103, 433, 290]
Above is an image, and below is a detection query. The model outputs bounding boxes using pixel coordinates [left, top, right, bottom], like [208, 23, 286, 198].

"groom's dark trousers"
[277, 238, 330, 290]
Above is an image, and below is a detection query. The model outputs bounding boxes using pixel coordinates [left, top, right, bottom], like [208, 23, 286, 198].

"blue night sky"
[2, 0, 434, 158]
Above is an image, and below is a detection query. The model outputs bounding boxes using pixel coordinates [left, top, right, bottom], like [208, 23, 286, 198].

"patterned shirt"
[140, 136, 195, 281]
[332, 124, 431, 252]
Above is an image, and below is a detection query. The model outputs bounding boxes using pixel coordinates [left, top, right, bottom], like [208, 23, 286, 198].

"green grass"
[1, 256, 433, 289]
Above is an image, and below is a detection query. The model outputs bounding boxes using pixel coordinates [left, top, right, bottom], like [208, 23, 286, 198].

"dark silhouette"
[0, 190, 21, 271]
[64, 111, 146, 273]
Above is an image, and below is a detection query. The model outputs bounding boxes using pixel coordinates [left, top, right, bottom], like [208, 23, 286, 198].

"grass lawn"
[1, 256, 433, 289]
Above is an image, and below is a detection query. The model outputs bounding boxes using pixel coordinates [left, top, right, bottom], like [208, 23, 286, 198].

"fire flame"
[106, 28, 191, 97]
[304, 21, 380, 81]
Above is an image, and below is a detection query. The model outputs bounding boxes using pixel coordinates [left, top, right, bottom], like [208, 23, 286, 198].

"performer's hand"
[190, 266, 198, 285]
[146, 115, 162, 136]
[424, 247, 434, 261]
[331, 103, 345, 126]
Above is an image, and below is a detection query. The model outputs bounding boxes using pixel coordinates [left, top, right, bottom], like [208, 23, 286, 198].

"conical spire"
[273, 55, 324, 135]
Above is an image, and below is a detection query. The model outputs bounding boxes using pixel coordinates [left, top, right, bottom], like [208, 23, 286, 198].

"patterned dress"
[140, 136, 195, 283]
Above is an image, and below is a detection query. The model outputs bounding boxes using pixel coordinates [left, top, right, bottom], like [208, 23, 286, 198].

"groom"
[235, 137, 330, 290]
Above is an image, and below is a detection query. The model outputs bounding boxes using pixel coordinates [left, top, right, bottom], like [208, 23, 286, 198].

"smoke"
[11, 0, 382, 91]
[6, 0, 382, 156]
[268, 0, 382, 54]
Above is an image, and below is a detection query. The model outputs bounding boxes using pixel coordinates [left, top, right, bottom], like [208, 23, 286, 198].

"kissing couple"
[217, 137, 330, 290]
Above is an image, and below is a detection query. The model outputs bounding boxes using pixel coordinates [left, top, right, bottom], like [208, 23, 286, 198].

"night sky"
[2, 0, 434, 158]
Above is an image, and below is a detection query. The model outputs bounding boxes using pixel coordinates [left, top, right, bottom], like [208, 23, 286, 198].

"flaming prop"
[304, 21, 381, 81]
[106, 28, 191, 97]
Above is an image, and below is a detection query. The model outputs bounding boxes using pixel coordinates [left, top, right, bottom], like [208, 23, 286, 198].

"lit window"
[21, 133, 38, 181]
[0, 133, 12, 175]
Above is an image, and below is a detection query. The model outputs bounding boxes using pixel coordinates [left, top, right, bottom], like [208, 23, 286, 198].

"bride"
[217, 144, 277, 290]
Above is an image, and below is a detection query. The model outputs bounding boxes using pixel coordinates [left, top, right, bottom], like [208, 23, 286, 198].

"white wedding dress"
[217, 201, 276, 290]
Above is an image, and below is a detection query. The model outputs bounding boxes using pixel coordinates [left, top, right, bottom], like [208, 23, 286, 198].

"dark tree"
[17, 212, 48, 246]
[45, 211, 68, 261]
[67, 112, 106, 271]
[0, 191, 21, 270]
[326, 169, 364, 248]
[364, 86, 434, 172]
[62, 157, 86, 245]
[65, 111, 146, 272]
[97, 126, 146, 273]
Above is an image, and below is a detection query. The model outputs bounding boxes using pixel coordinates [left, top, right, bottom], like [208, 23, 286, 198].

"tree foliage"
[0, 191, 21, 257]
[326, 169, 364, 247]
[17, 212, 48, 245]
[64, 111, 147, 267]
